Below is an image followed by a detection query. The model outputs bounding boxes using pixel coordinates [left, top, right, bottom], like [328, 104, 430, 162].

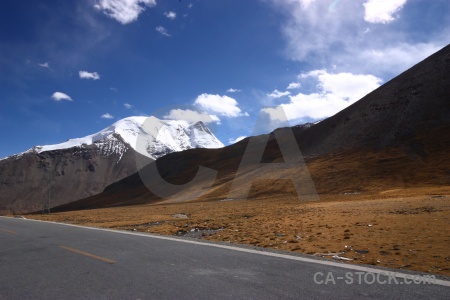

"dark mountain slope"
[295, 44, 450, 156]
[0, 142, 139, 214]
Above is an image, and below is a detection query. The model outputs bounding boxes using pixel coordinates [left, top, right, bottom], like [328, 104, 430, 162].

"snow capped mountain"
[0, 116, 223, 214]
[24, 116, 224, 160]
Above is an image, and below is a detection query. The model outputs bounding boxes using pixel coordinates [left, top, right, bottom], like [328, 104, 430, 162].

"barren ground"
[26, 186, 450, 276]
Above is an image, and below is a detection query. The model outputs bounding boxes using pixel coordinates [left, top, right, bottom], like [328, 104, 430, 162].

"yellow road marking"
[59, 246, 116, 264]
[0, 228, 17, 234]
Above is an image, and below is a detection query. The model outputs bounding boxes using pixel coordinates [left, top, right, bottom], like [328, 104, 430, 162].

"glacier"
[7, 116, 224, 161]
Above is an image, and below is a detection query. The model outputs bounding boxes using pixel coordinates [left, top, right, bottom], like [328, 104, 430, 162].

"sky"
[1, 0, 449, 158]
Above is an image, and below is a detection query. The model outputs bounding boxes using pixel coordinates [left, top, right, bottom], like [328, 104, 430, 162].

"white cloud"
[363, 0, 407, 24]
[124, 103, 133, 109]
[353, 43, 443, 76]
[228, 136, 246, 145]
[101, 113, 114, 119]
[226, 88, 241, 93]
[286, 82, 301, 90]
[194, 94, 248, 118]
[267, 89, 291, 98]
[208, 115, 221, 124]
[164, 11, 177, 20]
[300, 70, 382, 101]
[300, 0, 316, 9]
[156, 26, 171, 36]
[228, 135, 247, 145]
[208, 115, 221, 123]
[267, 0, 447, 79]
[271, 0, 363, 63]
[262, 70, 382, 124]
[51, 92, 73, 102]
[79, 70, 100, 80]
[38, 62, 50, 69]
[163, 109, 220, 124]
[94, 0, 156, 24]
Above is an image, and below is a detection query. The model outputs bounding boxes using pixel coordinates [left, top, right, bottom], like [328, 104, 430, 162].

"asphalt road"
[0, 217, 449, 299]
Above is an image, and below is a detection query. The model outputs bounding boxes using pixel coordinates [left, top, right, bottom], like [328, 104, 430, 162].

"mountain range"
[49, 44, 450, 212]
[1, 44, 449, 214]
[0, 117, 223, 214]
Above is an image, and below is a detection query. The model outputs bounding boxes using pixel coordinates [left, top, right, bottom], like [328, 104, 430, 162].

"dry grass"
[27, 186, 450, 276]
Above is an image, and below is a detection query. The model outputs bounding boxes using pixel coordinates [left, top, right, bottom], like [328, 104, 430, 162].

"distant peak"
[11, 115, 224, 160]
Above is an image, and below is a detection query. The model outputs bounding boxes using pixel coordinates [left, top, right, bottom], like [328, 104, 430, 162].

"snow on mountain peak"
[31, 116, 224, 160]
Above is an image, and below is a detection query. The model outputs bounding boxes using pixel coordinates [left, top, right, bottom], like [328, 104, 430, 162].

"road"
[0, 216, 448, 299]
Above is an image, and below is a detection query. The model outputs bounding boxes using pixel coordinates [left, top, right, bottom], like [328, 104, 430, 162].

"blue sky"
[1, 0, 449, 158]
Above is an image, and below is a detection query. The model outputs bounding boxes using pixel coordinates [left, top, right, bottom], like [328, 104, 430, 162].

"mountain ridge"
[49, 44, 450, 211]
[1, 116, 223, 161]
[0, 116, 222, 214]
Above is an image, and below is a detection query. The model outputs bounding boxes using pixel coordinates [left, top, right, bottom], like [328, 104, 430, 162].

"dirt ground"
[26, 186, 450, 276]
